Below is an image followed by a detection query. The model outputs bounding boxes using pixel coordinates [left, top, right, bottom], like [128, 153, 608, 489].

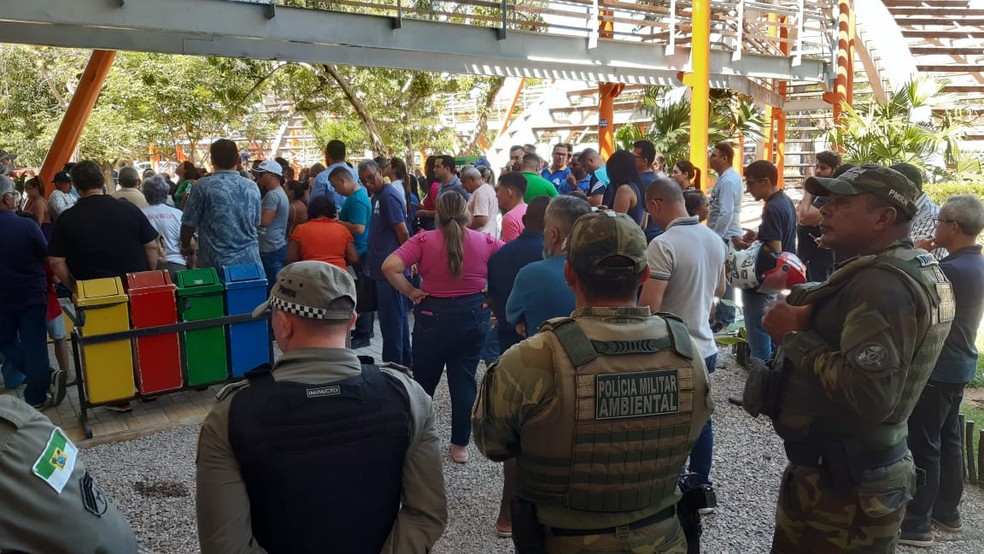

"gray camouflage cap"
[252, 261, 356, 320]
[566, 210, 647, 276]
[804, 163, 918, 219]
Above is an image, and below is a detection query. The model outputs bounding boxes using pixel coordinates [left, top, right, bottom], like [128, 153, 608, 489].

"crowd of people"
[0, 133, 981, 554]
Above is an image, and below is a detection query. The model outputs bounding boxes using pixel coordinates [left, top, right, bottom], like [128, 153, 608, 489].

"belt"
[548, 505, 675, 537]
[784, 441, 908, 470]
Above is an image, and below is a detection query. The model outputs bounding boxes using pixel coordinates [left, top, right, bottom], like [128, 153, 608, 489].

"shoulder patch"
[80, 471, 108, 517]
[854, 342, 889, 371]
[215, 380, 250, 401]
[32, 428, 78, 494]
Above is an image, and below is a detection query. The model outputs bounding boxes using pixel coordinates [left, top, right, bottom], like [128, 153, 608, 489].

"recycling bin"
[127, 270, 182, 394]
[176, 268, 228, 386]
[221, 264, 270, 377]
[74, 277, 135, 404]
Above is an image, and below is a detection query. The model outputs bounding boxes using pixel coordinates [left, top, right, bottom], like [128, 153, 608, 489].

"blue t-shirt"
[541, 167, 572, 191]
[487, 231, 545, 353]
[758, 190, 797, 255]
[310, 162, 357, 211]
[506, 254, 575, 334]
[931, 245, 984, 384]
[366, 185, 407, 280]
[181, 170, 261, 269]
[339, 186, 372, 257]
[0, 211, 47, 309]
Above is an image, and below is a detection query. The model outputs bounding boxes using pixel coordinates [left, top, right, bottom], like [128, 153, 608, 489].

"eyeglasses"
[934, 218, 958, 225]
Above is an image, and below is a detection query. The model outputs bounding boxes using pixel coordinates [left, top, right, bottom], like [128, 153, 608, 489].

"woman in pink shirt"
[382, 192, 503, 463]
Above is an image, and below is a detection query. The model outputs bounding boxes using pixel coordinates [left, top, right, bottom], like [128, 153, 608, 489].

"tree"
[825, 78, 977, 180]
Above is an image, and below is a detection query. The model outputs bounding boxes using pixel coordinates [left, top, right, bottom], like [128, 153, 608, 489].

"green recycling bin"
[176, 268, 228, 386]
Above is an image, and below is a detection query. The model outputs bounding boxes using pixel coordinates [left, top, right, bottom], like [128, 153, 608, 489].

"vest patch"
[305, 385, 341, 398]
[595, 370, 680, 420]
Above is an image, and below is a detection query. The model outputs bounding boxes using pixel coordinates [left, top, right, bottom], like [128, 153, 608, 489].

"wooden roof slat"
[916, 64, 984, 72]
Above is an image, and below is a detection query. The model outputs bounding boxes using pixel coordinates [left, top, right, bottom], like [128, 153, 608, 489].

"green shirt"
[521, 172, 559, 203]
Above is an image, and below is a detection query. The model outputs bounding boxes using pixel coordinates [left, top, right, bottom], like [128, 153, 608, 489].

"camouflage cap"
[565, 210, 647, 276]
[252, 261, 356, 320]
[804, 163, 918, 219]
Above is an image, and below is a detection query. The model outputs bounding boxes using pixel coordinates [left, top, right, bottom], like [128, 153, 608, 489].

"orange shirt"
[290, 218, 353, 269]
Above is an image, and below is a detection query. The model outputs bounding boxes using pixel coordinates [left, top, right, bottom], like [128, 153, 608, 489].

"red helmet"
[758, 251, 808, 294]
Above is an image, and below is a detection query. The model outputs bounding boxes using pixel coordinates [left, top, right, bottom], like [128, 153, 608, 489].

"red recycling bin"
[126, 271, 182, 394]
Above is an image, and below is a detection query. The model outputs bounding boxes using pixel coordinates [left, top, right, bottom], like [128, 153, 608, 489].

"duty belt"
[784, 440, 908, 470]
[548, 505, 676, 538]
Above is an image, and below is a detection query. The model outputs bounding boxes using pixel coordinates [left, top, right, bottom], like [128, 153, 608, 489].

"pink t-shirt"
[500, 202, 527, 242]
[394, 228, 504, 297]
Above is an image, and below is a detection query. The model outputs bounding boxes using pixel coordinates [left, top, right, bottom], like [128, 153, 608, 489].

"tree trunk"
[459, 76, 505, 156]
[321, 64, 389, 157]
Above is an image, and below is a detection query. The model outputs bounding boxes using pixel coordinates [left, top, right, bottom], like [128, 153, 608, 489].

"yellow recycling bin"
[75, 277, 136, 404]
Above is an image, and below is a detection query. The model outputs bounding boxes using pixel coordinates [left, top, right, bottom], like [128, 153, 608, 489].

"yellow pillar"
[688, 0, 711, 171]
[598, 83, 623, 159]
[40, 50, 117, 197]
[775, 17, 789, 187]
[763, 106, 775, 162]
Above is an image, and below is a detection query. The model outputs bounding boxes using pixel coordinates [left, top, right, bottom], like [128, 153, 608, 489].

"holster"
[510, 496, 547, 554]
[784, 438, 908, 492]
[677, 474, 716, 554]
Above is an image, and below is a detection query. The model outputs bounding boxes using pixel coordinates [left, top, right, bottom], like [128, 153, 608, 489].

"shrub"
[923, 180, 984, 207]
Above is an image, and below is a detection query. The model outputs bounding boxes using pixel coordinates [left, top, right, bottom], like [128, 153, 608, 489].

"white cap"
[251, 159, 284, 177]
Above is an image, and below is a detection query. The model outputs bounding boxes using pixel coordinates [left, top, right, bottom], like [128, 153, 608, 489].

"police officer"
[195, 261, 447, 554]
[747, 165, 954, 553]
[0, 395, 138, 553]
[473, 211, 712, 553]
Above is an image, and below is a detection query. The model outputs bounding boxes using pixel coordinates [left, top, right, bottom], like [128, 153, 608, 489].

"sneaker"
[104, 402, 133, 414]
[898, 528, 934, 548]
[450, 445, 469, 464]
[698, 507, 716, 515]
[727, 395, 744, 407]
[932, 516, 962, 533]
[49, 369, 67, 407]
[350, 336, 371, 349]
[30, 395, 55, 410]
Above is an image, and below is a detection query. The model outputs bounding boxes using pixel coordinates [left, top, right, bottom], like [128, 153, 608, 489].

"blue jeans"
[688, 353, 717, 485]
[411, 293, 490, 446]
[375, 277, 412, 367]
[0, 305, 51, 405]
[260, 246, 287, 293]
[714, 282, 736, 328]
[741, 288, 776, 361]
[480, 321, 500, 364]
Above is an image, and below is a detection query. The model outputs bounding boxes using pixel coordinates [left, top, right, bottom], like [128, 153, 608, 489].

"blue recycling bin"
[221, 263, 271, 377]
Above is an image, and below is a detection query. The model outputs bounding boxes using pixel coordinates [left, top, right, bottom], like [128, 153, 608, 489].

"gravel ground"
[83, 346, 984, 553]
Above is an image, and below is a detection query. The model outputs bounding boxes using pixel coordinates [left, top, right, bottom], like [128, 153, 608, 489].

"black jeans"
[903, 380, 966, 531]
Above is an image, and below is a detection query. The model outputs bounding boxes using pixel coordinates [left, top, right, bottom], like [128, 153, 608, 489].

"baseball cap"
[53, 171, 72, 183]
[804, 163, 918, 219]
[566, 210, 647, 276]
[251, 261, 356, 320]
[250, 159, 283, 177]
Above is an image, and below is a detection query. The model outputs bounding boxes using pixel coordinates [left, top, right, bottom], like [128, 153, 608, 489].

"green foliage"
[923, 181, 984, 207]
[635, 86, 765, 167]
[825, 78, 977, 181]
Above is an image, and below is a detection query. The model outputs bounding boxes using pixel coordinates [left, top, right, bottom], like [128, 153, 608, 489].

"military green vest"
[775, 243, 955, 449]
[516, 310, 709, 514]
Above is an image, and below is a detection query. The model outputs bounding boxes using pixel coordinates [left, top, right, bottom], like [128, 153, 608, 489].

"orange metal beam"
[688, 0, 711, 173]
[40, 50, 117, 197]
[775, 17, 789, 187]
[497, 77, 527, 137]
[598, 82, 623, 159]
[827, 0, 853, 125]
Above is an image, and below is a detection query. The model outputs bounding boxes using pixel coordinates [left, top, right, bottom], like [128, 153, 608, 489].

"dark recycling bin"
[222, 263, 270, 377]
[176, 268, 228, 386]
[127, 270, 182, 394]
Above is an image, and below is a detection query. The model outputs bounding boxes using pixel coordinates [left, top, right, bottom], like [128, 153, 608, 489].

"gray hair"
[460, 166, 481, 181]
[119, 166, 141, 189]
[357, 159, 379, 173]
[0, 175, 16, 199]
[546, 194, 593, 237]
[942, 194, 984, 237]
[141, 175, 170, 205]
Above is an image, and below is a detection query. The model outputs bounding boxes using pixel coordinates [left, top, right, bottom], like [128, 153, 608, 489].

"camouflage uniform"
[473, 211, 713, 554]
[744, 165, 955, 554]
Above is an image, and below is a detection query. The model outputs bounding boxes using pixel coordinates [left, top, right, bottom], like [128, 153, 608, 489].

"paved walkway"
[0, 188, 793, 444]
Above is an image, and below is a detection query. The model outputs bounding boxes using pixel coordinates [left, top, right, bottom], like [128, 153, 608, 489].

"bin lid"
[176, 268, 225, 295]
[221, 263, 266, 284]
[75, 277, 128, 307]
[127, 270, 174, 290]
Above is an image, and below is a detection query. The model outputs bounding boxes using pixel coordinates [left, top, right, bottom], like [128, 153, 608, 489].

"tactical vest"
[776, 244, 954, 449]
[227, 364, 411, 554]
[516, 313, 706, 513]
